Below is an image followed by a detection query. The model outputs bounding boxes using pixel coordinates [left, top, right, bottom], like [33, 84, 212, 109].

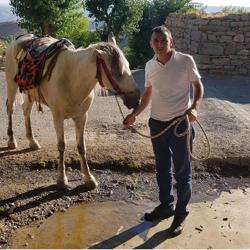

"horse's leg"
[22, 95, 41, 149]
[73, 115, 98, 189]
[52, 113, 68, 189]
[6, 79, 18, 149]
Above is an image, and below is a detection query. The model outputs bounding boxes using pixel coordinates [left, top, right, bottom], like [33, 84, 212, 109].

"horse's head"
[94, 40, 140, 110]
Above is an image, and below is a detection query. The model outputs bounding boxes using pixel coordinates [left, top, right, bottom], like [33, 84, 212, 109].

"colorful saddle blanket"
[15, 36, 74, 93]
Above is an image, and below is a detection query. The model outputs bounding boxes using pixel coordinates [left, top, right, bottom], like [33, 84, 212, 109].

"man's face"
[150, 31, 173, 56]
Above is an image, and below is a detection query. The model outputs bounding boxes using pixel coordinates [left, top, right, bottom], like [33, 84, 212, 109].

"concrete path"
[120, 188, 250, 249]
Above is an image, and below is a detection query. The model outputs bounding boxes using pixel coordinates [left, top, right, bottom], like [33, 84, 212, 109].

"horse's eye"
[114, 71, 122, 78]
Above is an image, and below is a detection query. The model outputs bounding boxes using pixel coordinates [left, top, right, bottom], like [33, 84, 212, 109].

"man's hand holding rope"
[123, 113, 136, 128]
[185, 107, 198, 123]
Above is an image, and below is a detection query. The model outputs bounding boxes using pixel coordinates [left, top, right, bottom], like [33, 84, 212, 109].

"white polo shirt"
[145, 50, 201, 121]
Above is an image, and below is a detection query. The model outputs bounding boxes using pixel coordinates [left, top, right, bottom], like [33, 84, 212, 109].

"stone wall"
[165, 12, 250, 75]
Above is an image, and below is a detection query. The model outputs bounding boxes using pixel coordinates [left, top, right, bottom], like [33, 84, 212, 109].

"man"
[123, 25, 204, 236]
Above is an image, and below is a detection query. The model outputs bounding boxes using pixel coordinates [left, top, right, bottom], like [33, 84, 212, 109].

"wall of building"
[165, 13, 250, 75]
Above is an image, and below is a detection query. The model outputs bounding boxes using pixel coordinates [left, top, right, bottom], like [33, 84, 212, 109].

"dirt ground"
[0, 70, 250, 248]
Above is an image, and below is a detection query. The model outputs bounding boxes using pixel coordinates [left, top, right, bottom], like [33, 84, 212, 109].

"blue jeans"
[149, 117, 194, 216]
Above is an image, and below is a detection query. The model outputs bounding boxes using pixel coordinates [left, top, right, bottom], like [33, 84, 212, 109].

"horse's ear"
[107, 32, 117, 46]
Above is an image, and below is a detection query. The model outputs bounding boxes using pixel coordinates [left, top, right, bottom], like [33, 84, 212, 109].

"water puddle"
[9, 188, 250, 248]
[10, 200, 155, 249]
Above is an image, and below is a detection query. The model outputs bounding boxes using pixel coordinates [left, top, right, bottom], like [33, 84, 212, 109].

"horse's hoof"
[8, 139, 17, 149]
[29, 140, 41, 150]
[57, 178, 69, 190]
[85, 176, 98, 190]
[82, 174, 98, 190]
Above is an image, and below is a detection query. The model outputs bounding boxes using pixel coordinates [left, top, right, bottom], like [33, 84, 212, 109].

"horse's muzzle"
[123, 88, 140, 109]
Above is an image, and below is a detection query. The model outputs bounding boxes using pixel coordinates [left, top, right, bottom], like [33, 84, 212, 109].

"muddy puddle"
[4, 161, 250, 249]
[10, 200, 156, 249]
[10, 187, 250, 249]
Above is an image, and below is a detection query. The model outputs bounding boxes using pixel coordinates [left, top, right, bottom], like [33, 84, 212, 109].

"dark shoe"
[169, 213, 189, 237]
[144, 204, 174, 221]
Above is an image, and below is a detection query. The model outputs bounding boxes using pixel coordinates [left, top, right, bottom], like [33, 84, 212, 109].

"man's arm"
[123, 86, 152, 127]
[186, 79, 204, 122]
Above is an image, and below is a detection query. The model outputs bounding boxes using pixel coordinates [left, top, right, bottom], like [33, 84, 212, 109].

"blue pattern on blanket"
[15, 36, 74, 92]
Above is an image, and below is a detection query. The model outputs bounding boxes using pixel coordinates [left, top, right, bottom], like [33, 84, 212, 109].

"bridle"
[96, 56, 124, 95]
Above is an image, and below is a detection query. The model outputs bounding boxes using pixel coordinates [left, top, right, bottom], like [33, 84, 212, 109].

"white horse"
[5, 34, 140, 189]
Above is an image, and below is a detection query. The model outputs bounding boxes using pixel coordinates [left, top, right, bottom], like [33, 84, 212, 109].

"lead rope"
[115, 95, 211, 161]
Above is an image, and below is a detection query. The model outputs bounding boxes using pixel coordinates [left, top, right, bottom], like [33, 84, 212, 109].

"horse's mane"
[89, 42, 123, 75]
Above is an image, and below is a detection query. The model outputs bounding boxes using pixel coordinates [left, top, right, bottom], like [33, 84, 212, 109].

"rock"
[238, 49, 249, 56]
[65, 197, 71, 202]
[242, 188, 247, 194]
[27, 234, 34, 239]
[233, 34, 244, 42]
[0, 237, 7, 244]
[47, 210, 53, 216]
[200, 43, 224, 56]
[126, 184, 135, 190]
[195, 227, 203, 232]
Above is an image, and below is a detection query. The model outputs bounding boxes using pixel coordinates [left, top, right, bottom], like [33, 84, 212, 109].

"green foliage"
[124, 0, 154, 68]
[123, 46, 145, 69]
[126, 0, 195, 68]
[10, 0, 85, 36]
[56, 14, 96, 47]
[221, 6, 248, 14]
[70, 30, 102, 48]
[181, 2, 206, 15]
[38, 159, 46, 168]
[85, 0, 143, 39]
[58, 12, 89, 37]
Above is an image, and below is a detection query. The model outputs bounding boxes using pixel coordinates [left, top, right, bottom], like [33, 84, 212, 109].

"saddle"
[15, 35, 74, 93]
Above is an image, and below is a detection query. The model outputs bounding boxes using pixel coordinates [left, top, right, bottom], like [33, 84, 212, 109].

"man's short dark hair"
[151, 25, 172, 38]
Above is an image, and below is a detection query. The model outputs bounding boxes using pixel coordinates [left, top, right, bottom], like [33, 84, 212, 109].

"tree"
[84, 0, 143, 40]
[57, 15, 101, 48]
[125, 0, 194, 68]
[57, 14, 88, 47]
[10, 0, 85, 36]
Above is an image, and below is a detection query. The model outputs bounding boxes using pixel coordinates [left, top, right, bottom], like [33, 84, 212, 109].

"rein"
[115, 95, 211, 162]
[96, 56, 123, 94]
